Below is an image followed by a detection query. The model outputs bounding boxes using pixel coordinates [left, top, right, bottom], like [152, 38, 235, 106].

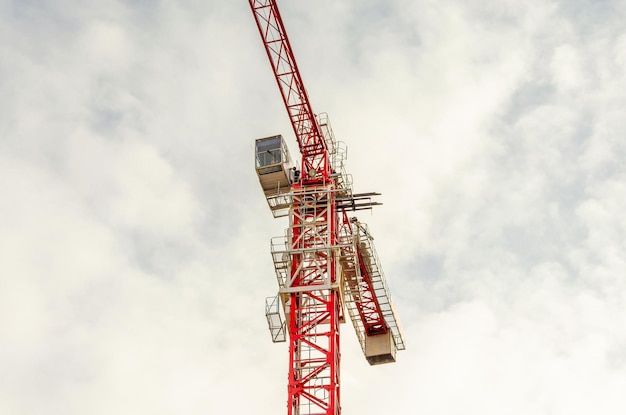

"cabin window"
[256, 136, 283, 167]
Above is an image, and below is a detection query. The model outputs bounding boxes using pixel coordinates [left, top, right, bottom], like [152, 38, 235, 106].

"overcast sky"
[1, 0, 626, 413]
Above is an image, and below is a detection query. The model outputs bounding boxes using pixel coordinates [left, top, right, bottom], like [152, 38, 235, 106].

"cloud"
[2, 0, 626, 414]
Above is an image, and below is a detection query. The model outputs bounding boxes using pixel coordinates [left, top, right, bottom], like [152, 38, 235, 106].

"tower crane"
[248, 1, 406, 414]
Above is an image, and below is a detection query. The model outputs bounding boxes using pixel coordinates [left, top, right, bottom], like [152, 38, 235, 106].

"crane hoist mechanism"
[249, 1, 406, 414]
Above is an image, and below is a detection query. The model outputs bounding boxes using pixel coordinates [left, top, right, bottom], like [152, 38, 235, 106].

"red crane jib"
[249, 0, 330, 182]
[356, 247, 389, 336]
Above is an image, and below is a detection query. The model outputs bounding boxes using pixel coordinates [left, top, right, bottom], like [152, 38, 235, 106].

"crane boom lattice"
[250, 0, 329, 181]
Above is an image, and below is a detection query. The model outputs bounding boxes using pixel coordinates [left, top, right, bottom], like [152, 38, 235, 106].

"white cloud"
[2, 0, 626, 414]
[551, 43, 585, 91]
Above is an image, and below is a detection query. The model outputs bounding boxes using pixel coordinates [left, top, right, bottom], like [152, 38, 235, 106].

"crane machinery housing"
[248, 1, 406, 414]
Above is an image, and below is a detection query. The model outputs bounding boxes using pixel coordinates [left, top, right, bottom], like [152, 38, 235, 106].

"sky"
[1, 0, 626, 413]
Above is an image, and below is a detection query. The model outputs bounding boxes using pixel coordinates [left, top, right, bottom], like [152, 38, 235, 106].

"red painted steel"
[249, 0, 398, 413]
[249, 0, 330, 183]
[249, 1, 339, 414]
[355, 247, 388, 336]
[284, 186, 340, 415]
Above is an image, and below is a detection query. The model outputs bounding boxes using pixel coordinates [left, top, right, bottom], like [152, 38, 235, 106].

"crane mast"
[249, 1, 405, 414]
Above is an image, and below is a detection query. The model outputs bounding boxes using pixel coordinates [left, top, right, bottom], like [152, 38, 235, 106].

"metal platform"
[265, 295, 286, 343]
